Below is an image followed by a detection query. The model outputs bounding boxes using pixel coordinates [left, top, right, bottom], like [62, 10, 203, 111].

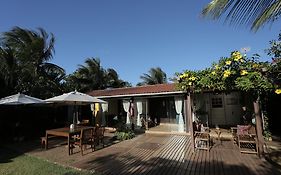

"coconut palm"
[202, 0, 281, 31]
[105, 68, 131, 88]
[0, 27, 65, 98]
[71, 57, 106, 92]
[0, 47, 18, 97]
[137, 67, 167, 86]
[68, 57, 130, 92]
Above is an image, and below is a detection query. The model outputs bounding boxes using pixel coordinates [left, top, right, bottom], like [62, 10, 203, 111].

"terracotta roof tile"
[88, 83, 181, 97]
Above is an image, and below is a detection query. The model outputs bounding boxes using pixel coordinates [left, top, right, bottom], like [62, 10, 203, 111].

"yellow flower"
[223, 70, 231, 78]
[252, 64, 259, 69]
[183, 73, 188, 78]
[179, 73, 188, 79]
[188, 82, 192, 86]
[189, 76, 196, 81]
[215, 65, 220, 70]
[232, 51, 243, 61]
[234, 55, 242, 61]
[231, 51, 241, 57]
[211, 71, 216, 75]
[240, 70, 248, 76]
[231, 51, 238, 56]
[225, 60, 232, 65]
[275, 89, 281, 94]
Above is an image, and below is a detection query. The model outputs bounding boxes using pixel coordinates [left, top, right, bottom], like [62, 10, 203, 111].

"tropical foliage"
[202, 0, 281, 31]
[176, 51, 278, 96]
[0, 27, 130, 98]
[176, 45, 280, 142]
[66, 57, 131, 92]
[137, 67, 167, 86]
[0, 27, 66, 98]
[267, 33, 281, 94]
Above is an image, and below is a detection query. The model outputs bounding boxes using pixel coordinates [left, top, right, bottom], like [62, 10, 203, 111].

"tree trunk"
[186, 93, 195, 152]
[253, 97, 264, 157]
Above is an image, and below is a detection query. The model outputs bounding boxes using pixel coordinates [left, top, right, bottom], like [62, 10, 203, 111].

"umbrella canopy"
[45, 90, 106, 104]
[45, 90, 107, 125]
[0, 93, 46, 105]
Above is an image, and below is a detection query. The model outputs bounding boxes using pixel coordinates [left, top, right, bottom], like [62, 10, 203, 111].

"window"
[226, 98, 238, 105]
[211, 97, 223, 108]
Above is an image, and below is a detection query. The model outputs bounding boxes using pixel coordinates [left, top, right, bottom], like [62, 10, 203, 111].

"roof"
[88, 83, 184, 98]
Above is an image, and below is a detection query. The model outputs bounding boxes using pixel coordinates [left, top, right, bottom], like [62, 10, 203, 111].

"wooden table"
[45, 126, 94, 155]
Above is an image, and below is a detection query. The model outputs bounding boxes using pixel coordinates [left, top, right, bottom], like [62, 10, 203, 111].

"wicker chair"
[194, 126, 210, 151]
[237, 125, 258, 154]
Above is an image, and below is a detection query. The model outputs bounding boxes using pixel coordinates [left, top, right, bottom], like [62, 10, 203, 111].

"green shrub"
[115, 131, 135, 140]
[262, 112, 272, 140]
[114, 121, 135, 140]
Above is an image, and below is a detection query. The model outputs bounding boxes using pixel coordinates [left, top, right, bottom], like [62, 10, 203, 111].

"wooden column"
[253, 98, 264, 157]
[186, 93, 195, 152]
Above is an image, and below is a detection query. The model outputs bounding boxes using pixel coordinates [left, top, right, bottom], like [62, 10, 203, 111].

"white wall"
[194, 92, 243, 126]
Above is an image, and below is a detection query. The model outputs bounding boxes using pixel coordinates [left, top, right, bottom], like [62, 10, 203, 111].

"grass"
[0, 148, 96, 175]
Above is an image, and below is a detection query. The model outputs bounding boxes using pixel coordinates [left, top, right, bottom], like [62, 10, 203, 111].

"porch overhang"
[94, 91, 185, 99]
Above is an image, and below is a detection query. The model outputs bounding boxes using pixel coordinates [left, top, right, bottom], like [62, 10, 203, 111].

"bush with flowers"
[176, 51, 280, 142]
[176, 51, 279, 96]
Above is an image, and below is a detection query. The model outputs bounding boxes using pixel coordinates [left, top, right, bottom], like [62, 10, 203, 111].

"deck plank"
[159, 135, 186, 175]
[70, 133, 281, 175]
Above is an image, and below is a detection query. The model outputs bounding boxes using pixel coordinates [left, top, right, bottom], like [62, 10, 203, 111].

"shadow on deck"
[73, 134, 281, 175]
[2, 132, 280, 175]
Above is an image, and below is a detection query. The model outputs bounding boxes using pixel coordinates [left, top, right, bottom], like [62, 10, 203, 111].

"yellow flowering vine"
[232, 51, 243, 62]
[223, 70, 231, 78]
[275, 89, 281, 94]
[240, 70, 248, 76]
[225, 60, 232, 65]
[215, 65, 220, 70]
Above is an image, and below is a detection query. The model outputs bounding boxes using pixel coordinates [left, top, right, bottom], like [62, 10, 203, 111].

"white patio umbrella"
[0, 93, 46, 105]
[45, 90, 107, 124]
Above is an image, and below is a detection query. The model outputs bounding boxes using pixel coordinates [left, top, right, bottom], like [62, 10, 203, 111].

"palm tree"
[137, 67, 167, 86]
[0, 47, 18, 97]
[0, 27, 65, 98]
[202, 0, 281, 31]
[72, 57, 106, 92]
[105, 68, 131, 88]
[68, 57, 131, 92]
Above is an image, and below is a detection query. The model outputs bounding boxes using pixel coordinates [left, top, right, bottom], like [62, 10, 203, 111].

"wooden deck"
[73, 134, 281, 175]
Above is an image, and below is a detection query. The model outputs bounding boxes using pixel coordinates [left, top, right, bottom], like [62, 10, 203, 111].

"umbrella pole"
[73, 105, 76, 125]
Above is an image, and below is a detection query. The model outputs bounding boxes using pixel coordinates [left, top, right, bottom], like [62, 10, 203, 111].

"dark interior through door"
[149, 97, 177, 125]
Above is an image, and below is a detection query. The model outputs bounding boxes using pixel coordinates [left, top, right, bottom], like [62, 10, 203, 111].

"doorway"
[148, 97, 178, 132]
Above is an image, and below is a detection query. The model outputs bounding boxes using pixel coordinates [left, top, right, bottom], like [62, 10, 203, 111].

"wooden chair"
[70, 127, 95, 155]
[194, 126, 210, 151]
[41, 135, 56, 149]
[95, 126, 105, 148]
[237, 125, 258, 154]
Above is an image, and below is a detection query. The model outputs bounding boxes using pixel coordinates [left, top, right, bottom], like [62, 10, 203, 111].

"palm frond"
[138, 67, 167, 85]
[202, 0, 281, 31]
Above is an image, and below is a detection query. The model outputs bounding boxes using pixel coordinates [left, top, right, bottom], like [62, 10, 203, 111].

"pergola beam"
[186, 93, 195, 152]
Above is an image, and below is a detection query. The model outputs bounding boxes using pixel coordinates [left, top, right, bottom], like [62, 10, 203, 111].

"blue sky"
[1, 0, 280, 85]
